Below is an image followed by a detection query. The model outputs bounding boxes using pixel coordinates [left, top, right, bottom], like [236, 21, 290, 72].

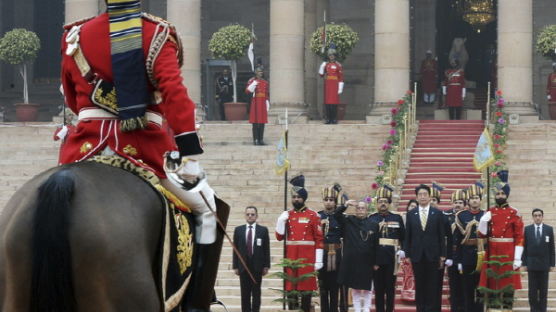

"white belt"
[286, 241, 315, 246]
[78, 108, 163, 127]
[490, 238, 514, 243]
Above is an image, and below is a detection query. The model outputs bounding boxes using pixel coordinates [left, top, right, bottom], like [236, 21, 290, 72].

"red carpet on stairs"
[393, 120, 483, 312]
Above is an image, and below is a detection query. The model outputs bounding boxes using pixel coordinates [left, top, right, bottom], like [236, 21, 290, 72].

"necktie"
[536, 226, 541, 242]
[420, 209, 428, 230]
[247, 225, 253, 256]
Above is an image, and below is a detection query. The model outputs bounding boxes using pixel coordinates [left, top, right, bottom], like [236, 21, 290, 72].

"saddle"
[88, 155, 229, 311]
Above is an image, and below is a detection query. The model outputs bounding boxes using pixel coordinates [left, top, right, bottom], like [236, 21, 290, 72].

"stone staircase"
[1, 121, 556, 311]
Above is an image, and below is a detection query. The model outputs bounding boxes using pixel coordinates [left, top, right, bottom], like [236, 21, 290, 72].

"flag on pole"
[473, 128, 496, 171]
[248, 23, 256, 72]
[275, 130, 290, 175]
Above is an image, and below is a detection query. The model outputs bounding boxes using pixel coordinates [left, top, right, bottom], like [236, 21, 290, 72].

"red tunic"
[276, 207, 324, 291]
[60, 14, 201, 177]
[53, 124, 76, 165]
[321, 62, 343, 105]
[547, 73, 556, 102]
[420, 59, 438, 94]
[245, 77, 268, 124]
[479, 205, 524, 290]
[443, 69, 465, 108]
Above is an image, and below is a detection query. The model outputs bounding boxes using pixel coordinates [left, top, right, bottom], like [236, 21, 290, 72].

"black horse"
[0, 161, 228, 312]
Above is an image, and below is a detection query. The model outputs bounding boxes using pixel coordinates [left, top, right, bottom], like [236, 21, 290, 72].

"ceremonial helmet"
[451, 189, 468, 203]
[290, 174, 308, 201]
[494, 170, 510, 196]
[327, 42, 337, 56]
[322, 183, 346, 206]
[467, 181, 485, 199]
[431, 181, 444, 202]
[376, 184, 394, 203]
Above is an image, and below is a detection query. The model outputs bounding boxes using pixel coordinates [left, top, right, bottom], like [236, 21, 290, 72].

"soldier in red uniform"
[276, 175, 324, 312]
[478, 170, 524, 309]
[546, 62, 556, 120]
[59, 2, 222, 247]
[53, 108, 77, 165]
[442, 60, 466, 120]
[245, 65, 269, 145]
[420, 50, 438, 105]
[319, 44, 344, 124]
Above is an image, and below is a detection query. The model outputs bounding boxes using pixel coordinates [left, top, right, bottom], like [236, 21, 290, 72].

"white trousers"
[351, 287, 373, 312]
[424, 93, 436, 103]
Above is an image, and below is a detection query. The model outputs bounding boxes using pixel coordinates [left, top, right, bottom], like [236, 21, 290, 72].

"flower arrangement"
[535, 25, 556, 60]
[208, 24, 252, 103]
[488, 90, 508, 188]
[310, 23, 359, 62]
[0, 28, 41, 104]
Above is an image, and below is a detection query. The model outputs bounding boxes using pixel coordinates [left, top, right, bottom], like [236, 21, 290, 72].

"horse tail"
[30, 168, 76, 312]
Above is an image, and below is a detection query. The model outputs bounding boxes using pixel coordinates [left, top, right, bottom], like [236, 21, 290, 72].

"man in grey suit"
[233, 206, 271, 312]
[523, 208, 555, 312]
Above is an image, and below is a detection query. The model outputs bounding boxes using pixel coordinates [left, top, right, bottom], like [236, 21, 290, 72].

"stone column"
[270, 0, 306, 122]
[368, 0, 409, 123]
[65, 0, 99, 23]
[304, 0, 318, 120]
[497, 0, 537, 120]
[167, 0, 201, 104]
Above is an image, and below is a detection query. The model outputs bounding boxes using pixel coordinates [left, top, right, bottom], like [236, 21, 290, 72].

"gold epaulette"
[63, 16, 95, 31]
[142, 12, 171, 25]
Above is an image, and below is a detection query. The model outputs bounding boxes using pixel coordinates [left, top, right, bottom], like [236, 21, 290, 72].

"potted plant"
[0, 28, 41, 122]
[270, 258, 319, 311]
[208, 24, 251, 121]
[310, 23, 359, 120]
[477, 254, 520, 311]
[536, 25, 556, 119]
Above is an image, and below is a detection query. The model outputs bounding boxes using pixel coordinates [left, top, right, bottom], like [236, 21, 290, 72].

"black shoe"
[325, 120, 331, 124]
[332, 120, 337, 124]
[258, 141, 266, 146]
[254, 140, 259, 145]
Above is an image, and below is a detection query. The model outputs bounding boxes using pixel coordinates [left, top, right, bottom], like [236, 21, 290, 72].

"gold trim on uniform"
[174, 210, 193, 274]
[123, 144, 138, 156]
[80, 141, 93, 154]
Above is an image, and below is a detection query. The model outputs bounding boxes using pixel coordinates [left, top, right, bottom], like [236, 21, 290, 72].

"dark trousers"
[251, 123, 265, 145]
[447, 265, 464, 312]
[374, 263, 396, 312]
[528, 270, 549, 312]
[239, 271, 262, 312]
[461, 265, 483, 312]
[319, 270, 348, 312]
[448, 107, 462, 120]
[287, 293, 312, 312]
[412, 260, 441, 312]
[325, 104, 337, 123]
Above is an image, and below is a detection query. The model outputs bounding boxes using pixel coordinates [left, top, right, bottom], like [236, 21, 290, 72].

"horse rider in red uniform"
[442, 59, 466, 120]
[546, 62, 556, 119]
[420, 50, 438, 106]
[478, 170, 524, 310]
[276, 175, 324, 312]
[59, 0, 217, 245]
[245, 64, 269, 145]
[319, 43, 344, 124]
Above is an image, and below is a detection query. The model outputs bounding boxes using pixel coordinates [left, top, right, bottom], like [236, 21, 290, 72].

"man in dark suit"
[523, 208, 555, 312]
[404, 184, 446, 312]
[233, 206, 271, 312]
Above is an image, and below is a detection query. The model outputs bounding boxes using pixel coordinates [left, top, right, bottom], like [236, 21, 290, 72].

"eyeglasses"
[246, 213, 256, 216]
[376, 200, 389, 204]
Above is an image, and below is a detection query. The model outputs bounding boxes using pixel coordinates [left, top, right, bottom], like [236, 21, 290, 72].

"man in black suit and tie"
[523, 208, 555, 312]
[233, 206, 271, 312]
[404, 184, 446, 312]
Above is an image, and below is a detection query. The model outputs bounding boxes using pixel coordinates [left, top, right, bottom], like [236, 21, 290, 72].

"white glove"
[338, 82, 344, 95]
[56, 125, 69, 140]
[397, 250, 406, 259]
[276, 211, 289, 235]
[548, 95, 552, 100]
[513, 245, 524, 270]
[445, 259, 453, 267]
[478, 211, 491, 235]
[462, 88, 466, 99]
[457, 263, 463, 272]
[247, 80, 258, 93]
[266, 99, 270, 112]
[315, 248, 323, 270]
[319, 62, 326, 76]
[442, 86, 447, 95]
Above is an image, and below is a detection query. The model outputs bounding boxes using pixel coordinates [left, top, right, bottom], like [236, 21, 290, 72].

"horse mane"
[30, 168, 76, 312]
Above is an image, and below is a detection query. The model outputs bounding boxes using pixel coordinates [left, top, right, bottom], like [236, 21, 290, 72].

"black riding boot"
[325, 105, 331, 124]
[330, 105, 338, 124]
[252, 124, 258, 145]
[258, 124, 266, 145]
